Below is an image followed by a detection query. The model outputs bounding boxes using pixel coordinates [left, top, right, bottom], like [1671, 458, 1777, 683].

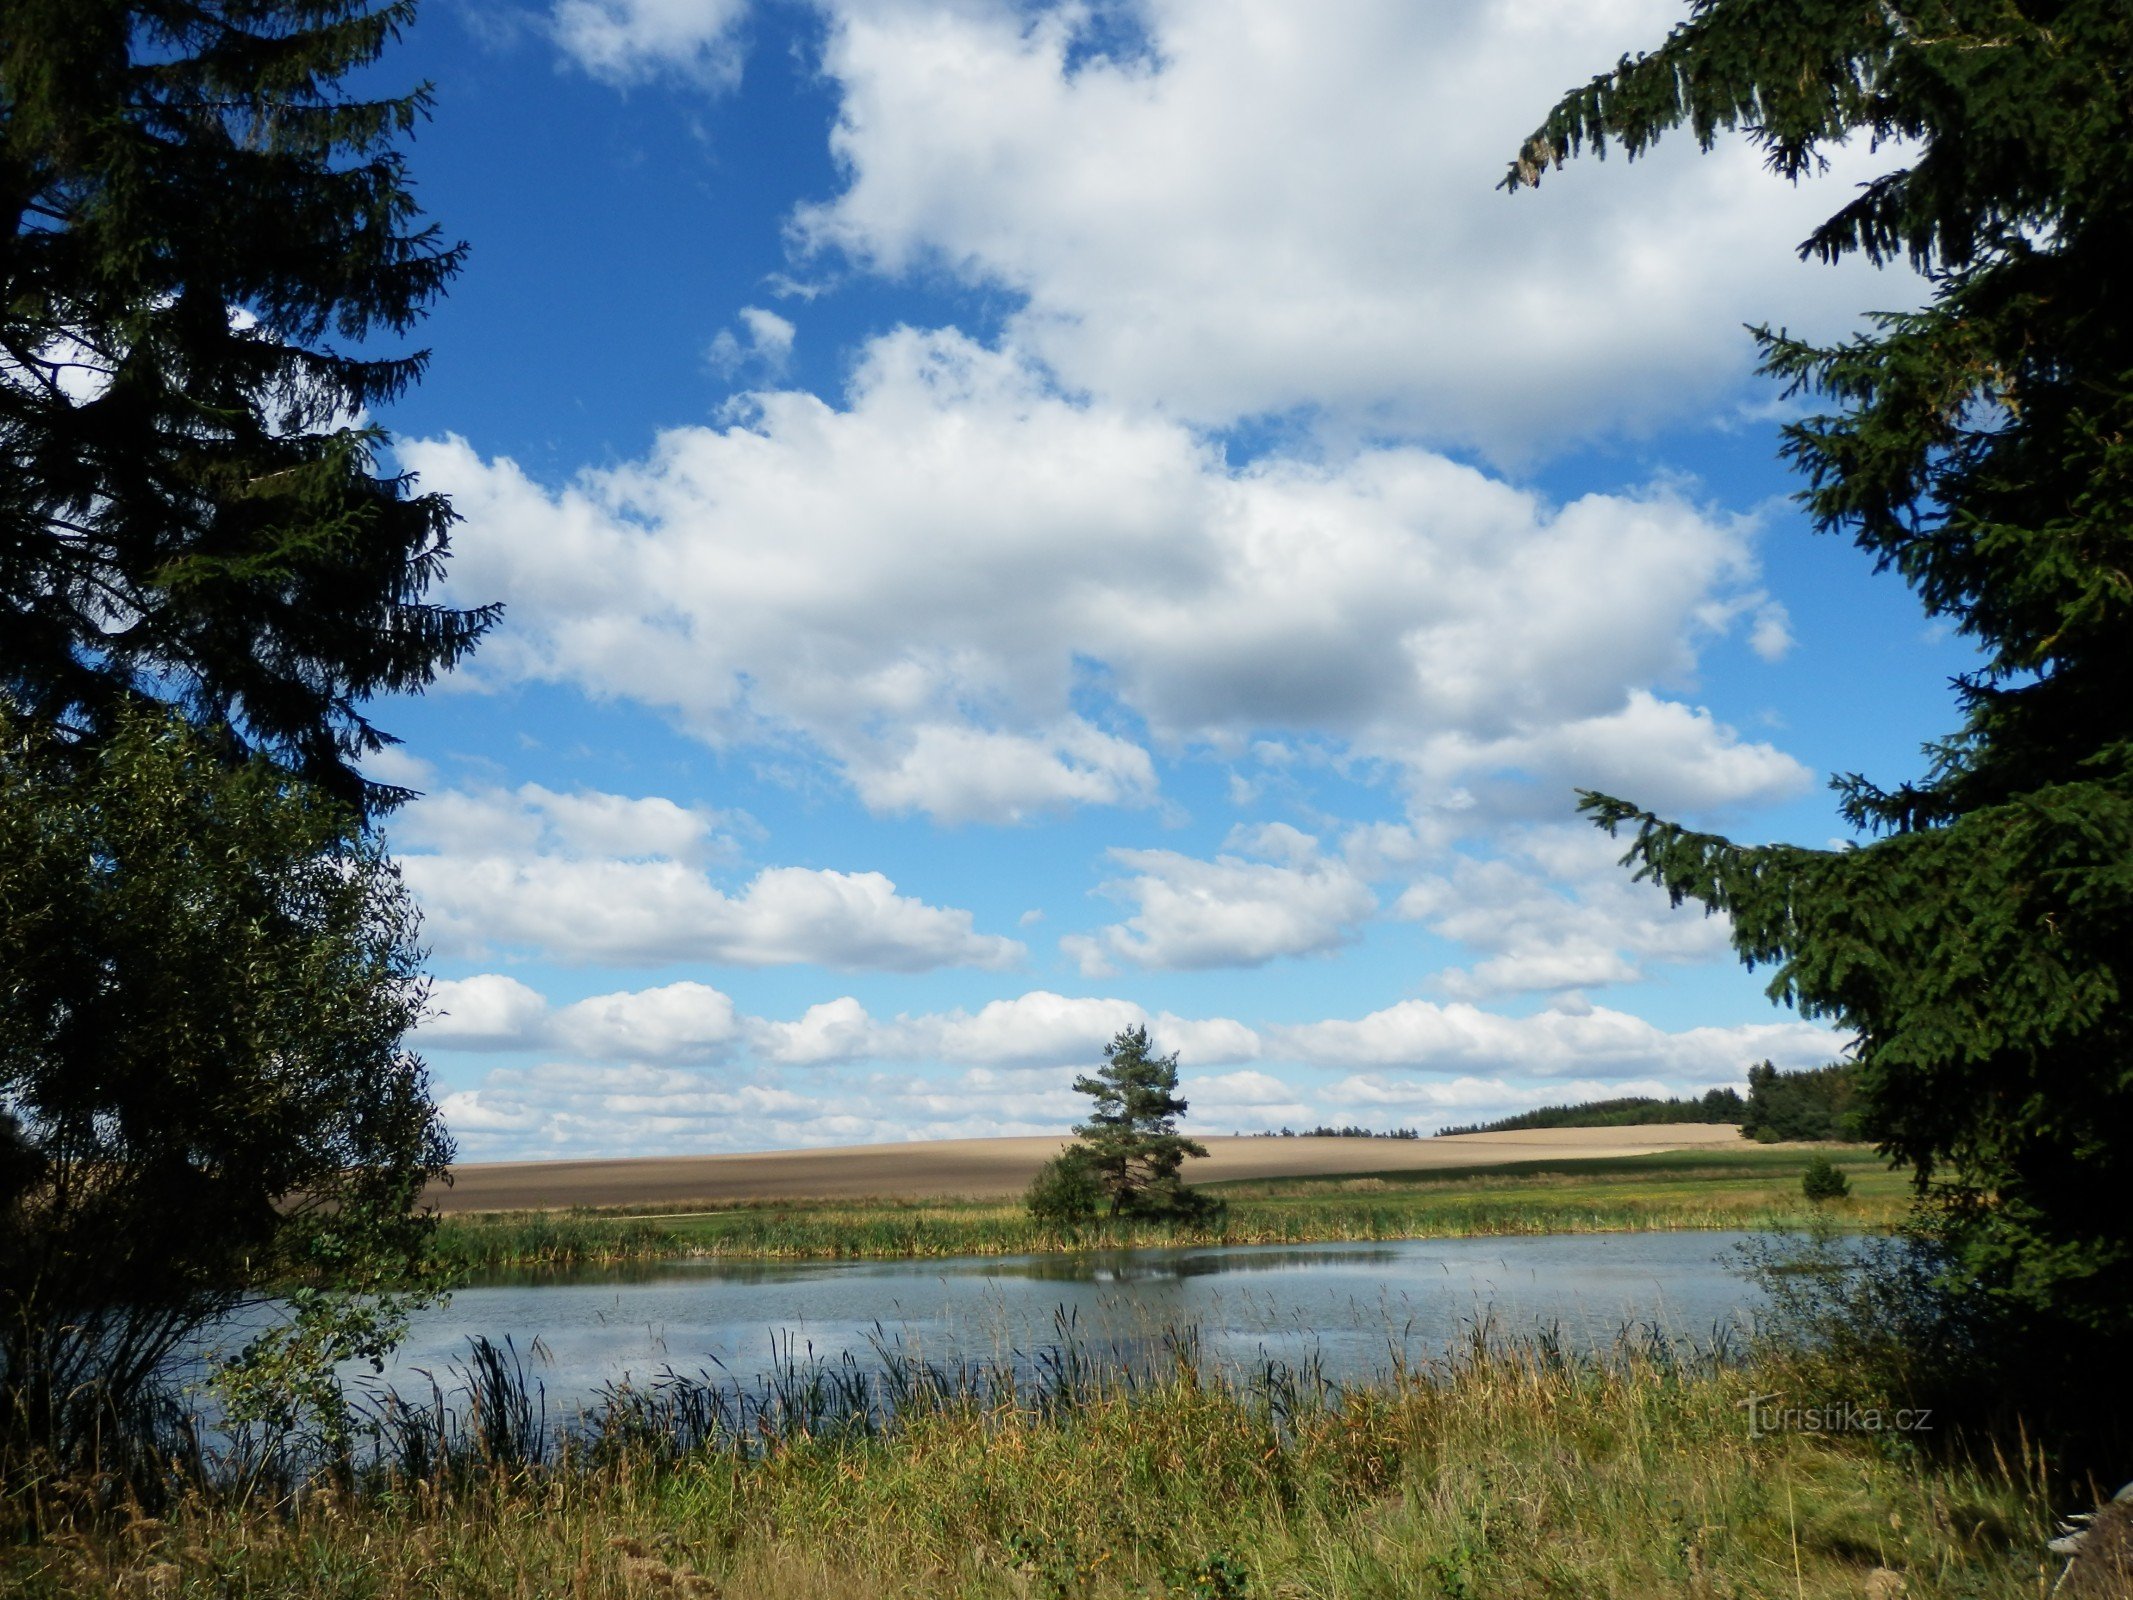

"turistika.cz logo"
[1736, 1394, 1933, 1441]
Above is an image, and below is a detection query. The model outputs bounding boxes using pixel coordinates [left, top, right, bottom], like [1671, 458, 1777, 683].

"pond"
[271, 1231, 1768, 1419]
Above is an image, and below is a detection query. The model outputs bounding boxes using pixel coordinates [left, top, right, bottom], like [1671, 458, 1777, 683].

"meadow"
[433, 1145, 1910, 1273]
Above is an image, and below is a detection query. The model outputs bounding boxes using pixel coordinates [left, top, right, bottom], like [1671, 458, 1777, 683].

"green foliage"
[1439, 1086, 1746, 1136]
[1066, 1027, 1219, 1222]
[1801, 1154, 1852, 1202]
[1024, 1148, 1103, 1227]
[1739, 1060, 1863, 1143]
[1, 0, 495, 816]
[0, 708, 450, 1468]
[1512, 0, 2133, 1434]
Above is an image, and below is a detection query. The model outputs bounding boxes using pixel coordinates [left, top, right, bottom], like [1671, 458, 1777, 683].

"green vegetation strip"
[434, 1146, 1909, 1272]
[8, 1340, 2045, 1599]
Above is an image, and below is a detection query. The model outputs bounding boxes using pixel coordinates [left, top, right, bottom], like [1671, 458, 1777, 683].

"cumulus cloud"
[847, 720, 1158, 824]
[1274, 996, 1833, 1081]
[439, 1063, 832, 1159]
[552, 982, 742, 1061]
[1394, 823, 1732, 997]
[551, 0, 749, 87]
[1065, 825, 1376, 973]
[394, 782, 1020, 971]
[395, 782, 746, 865]
[794, 0, 1912, 457]
[407, 855, 1023, 970]
[747, 989, 1260, 1071]
[1181, 1069, 1313, 1128]
[440, 1048, 1795, 1157]
[421, 976, 1840, 1155]
[420, 974, 550, 1050]
[408, 330, 1801, 827]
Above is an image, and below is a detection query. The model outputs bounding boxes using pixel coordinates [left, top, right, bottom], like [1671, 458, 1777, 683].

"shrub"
[1026, 1151, 1103, 1226]
[1801, 1155, 1851, 1202]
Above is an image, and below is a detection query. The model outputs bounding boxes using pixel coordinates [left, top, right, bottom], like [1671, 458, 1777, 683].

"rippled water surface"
[282, 1231, 1765, 1414]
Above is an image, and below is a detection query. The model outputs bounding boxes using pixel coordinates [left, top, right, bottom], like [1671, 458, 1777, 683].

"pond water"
[269, 1231, 1766, 1418]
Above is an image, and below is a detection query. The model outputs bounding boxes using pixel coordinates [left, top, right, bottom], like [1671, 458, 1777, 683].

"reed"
[1, 1320, 2048, 1599]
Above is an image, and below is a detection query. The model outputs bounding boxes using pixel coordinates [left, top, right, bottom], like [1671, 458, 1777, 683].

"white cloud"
[439, 1063, 827, 1159]
[1401, 690, 1810, 820]
[552, 981, 742, 1061]
[1394, 823, 1732, 996]
[847, 719, 1158, 824]
[1275, 997, 1834, 1080]
[406, 854, 1023, 970]
[421, 976, 1840, 1155]
[1180, 1069, 1312, 1128]
[708, 306, 796, 378]
[408, 331, 1801, 827]
[395, 782, 744, 865]
[795, 0, 1913, 457]
[1067, 826, 1375, 972]
[746, 989, 1260, 1071]
[1749, 603, 1795, 662]
[393, 783, 1019, 971]
[922, 990, 1150, 1068]
[419, 974, 550, 1050]
[749, 996, 883, 1065]
[551, 0, 749, 87]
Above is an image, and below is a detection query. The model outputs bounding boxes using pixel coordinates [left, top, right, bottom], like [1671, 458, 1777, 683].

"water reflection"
[370, 1231, 1761, 1416]
[944, 1245, 1407, 1284]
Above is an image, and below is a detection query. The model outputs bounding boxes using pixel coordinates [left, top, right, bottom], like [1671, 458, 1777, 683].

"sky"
[358, 0, 1966, 1161]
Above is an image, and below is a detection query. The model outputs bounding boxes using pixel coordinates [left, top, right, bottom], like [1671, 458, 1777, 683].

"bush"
[0, 710, 449, 1480]
[1026, 1151, 1103, 1226]
[1801, 1155, 1851, 1201]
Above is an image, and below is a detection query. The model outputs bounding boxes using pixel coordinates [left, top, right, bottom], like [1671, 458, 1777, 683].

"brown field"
[428, 1123, 1747, 1212]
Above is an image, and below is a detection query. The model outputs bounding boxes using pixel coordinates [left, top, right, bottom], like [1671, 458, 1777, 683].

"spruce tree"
[0, 0, 482, 1466]
[2, 0, 495, 816]
[1509, 0, 2133, 1401]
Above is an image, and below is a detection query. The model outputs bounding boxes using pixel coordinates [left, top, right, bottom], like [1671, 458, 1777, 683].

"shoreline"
[431, 1143, 1901, 1271]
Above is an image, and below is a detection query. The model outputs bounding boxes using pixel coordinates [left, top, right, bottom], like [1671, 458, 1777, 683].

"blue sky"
[366, 0, 1965, 1160]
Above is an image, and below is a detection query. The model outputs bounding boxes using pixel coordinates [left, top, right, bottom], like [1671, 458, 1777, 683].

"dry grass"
[1, 1332, 2051, 1599]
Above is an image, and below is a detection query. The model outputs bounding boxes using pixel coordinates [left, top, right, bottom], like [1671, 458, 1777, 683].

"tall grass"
[2, 1319, 2050, 1598]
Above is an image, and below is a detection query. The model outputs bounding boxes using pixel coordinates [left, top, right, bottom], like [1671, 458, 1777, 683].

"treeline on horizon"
[1244, 1124, 1423, 1139]
[1436, 1061, 1863, 1143]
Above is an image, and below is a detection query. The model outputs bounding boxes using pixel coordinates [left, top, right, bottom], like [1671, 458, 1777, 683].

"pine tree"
[1509, 0, 2133, 1393]
[2, 0, 495, 816]
[1071, 1026, 1214, 1220]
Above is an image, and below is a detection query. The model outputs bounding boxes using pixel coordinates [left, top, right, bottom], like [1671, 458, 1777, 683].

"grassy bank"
[434, 1145, 1910, 1272]
[4, 1332, 2048, 1599]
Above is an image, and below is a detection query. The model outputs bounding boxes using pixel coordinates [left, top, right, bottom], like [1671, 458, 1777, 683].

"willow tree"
[1509, 0, 2132, 1398]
